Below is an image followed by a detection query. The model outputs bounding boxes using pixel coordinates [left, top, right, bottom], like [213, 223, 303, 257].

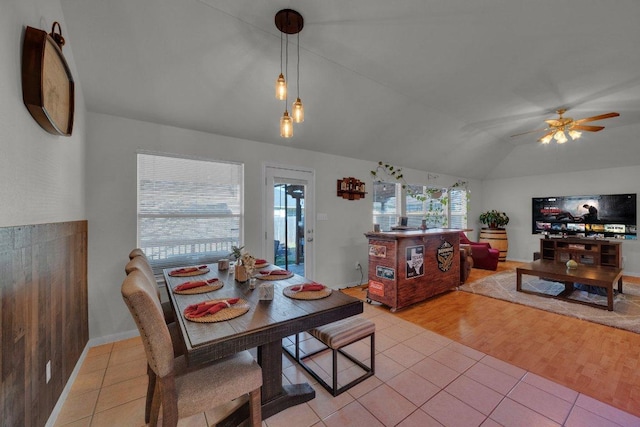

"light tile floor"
[54, 303, 640, 427]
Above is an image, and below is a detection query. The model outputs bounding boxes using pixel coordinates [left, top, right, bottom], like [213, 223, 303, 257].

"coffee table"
[516, 260, 623, 311]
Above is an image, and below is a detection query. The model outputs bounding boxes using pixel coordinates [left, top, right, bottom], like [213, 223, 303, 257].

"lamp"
[568, 129, 582, 140]
[280, 110, 293, 138]
[540, 134, 553, 144]
[554, 129, 568, 143]
[275, 9, 304, 138]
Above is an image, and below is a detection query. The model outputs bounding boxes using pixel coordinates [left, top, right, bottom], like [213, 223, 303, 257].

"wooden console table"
[516, 260, 623, 311]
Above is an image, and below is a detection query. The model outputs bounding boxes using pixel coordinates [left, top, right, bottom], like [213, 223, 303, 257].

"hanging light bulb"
[275, 30, 287, 100]
[280, 110, 293, 138]
[540, 134, 553, 144]
[554, 130, 568, 143]
[276, 74, 287, 100]
[568, 129, 582, 140]
[292, 98, 304, 123]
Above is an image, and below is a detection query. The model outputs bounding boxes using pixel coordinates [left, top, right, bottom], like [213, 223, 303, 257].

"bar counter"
[364, 228, 461, 311]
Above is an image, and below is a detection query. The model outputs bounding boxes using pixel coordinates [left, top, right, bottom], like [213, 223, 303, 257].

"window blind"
[449, 188, 468, 229]
[137, 153, 243, 273]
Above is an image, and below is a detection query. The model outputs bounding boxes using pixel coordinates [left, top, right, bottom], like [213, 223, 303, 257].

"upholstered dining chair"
[129, 247, 147, 260]
[125, 254, 186, 423]
[121, 270, 263, 427]
[125, 255, 175, 324]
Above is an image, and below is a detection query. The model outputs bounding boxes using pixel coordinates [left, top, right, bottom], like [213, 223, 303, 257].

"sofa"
[459, 232, 500, 271]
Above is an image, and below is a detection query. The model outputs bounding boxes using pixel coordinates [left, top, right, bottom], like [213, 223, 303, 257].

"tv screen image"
[532, 193, 637, 239]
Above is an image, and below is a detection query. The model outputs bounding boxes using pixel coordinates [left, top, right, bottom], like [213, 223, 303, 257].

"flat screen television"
[532, 193, 637, 240]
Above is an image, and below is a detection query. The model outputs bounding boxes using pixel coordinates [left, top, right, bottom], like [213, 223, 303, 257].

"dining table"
[163, 263, 364, 425]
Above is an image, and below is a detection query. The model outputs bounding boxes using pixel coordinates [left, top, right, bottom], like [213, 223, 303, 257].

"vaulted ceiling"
[59, 0, 640, 180]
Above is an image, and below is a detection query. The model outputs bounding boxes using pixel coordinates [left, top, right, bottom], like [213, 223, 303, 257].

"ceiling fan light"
[540, 134, 553, 144]
[280, 110, 293, 138]
[554, 130, 568, 143]
[292, 98, 304, 123]
[276, 74, 287, 100]
[568, 130, 582, 140]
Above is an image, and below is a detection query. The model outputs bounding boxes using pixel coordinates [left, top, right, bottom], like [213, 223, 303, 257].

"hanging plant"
[370, 162, 426, 201]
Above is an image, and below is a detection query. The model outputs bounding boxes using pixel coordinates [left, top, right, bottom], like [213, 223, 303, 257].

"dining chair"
[121, 270, 263, 427]
[125, 256, 183, 422]
[129, 247, 147, 260]
[124, 255, 175, 324]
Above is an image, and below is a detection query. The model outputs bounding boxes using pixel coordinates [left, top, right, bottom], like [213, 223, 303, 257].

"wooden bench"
[285, 317, 375, 396]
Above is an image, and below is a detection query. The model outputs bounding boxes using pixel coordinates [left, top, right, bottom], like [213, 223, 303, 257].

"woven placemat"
[257, 270, 294, 281]
[173, 280, 223, 295]
[169, 266, 210, 277]
[184, 298, 250, 323]
[283, 285, 332, 300]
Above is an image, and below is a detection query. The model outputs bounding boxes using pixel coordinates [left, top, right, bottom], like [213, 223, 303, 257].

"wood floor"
[343, 261, 640, 418]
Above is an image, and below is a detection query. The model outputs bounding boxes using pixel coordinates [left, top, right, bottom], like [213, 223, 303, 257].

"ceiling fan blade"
[574, 112, 620, 124]
[571, 124, 605, 132]
[510, 128, 549, 138]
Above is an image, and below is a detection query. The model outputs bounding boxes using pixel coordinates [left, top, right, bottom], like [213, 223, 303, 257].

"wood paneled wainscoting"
[0, 221, 88, 427]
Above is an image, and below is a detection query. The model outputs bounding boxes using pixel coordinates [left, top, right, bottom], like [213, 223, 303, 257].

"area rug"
[459, 270, 640, 334]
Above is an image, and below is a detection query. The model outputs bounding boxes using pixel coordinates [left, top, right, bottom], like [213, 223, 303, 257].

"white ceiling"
[59, 0, 640, 180]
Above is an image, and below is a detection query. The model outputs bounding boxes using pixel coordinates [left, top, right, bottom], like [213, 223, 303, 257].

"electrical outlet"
[355, 262, 362, 270]
[46, 360, 51, 384]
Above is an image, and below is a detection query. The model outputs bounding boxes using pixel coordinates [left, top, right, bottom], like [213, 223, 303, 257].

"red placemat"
[169, 265, 210, 277]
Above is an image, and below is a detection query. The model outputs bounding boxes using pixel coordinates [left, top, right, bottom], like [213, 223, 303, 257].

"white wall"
[480, 166, 640, 276]
[86, 112, 476, 338]
[0, 0, 86, 227]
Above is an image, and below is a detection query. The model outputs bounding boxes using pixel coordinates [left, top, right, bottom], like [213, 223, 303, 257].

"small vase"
[235, 264, 249, 282]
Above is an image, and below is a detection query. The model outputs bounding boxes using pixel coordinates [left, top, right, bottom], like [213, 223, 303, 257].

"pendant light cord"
[279, 30, 283, 75]
[296, 32, 300, 98]
[285, 33, 289, 109]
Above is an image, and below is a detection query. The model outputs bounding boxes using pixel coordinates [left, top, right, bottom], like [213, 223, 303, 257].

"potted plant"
[479, 210, 509, 229]
[230, 245, 255, 282]
[478, 210, 509, 261]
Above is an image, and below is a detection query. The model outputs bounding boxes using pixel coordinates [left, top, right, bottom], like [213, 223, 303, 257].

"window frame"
[136, 151, 244, 274]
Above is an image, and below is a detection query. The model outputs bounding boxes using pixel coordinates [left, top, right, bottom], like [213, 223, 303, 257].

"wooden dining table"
[163, 264, 364, 425]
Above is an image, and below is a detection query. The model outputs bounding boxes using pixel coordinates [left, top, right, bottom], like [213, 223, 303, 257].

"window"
[449, 187, 468, 230]
[137, 153, 243, 273]
[373, 181, 398, 231]
[406, 185, 448, 228]
[373, 182, 468, 230]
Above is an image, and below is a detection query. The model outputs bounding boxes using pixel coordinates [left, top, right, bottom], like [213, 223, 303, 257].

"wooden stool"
[285, 317, 375, 396]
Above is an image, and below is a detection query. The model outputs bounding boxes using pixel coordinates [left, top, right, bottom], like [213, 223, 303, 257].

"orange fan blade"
[510, 128, 549, 138]
[574, 112, 619, 124]
[571, 124, 605, 132]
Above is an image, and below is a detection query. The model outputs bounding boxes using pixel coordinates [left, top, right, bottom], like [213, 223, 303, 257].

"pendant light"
[275, 9, 304, 137]
[275, 30, 286, 100]
[280, 110, 293, 138]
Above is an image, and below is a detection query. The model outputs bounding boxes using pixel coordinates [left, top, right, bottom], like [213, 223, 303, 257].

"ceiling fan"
[511, 109, 620, 144]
